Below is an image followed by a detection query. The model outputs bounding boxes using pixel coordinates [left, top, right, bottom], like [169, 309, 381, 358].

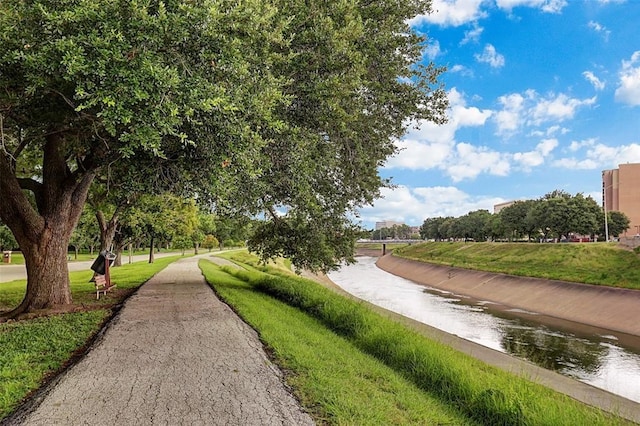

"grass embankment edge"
[200, 255, 631, 425]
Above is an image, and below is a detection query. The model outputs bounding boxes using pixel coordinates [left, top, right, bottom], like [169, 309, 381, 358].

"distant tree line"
[419, 190, 630, 243]
[371, 224, 420, 240]
[0, 194, 252, 261]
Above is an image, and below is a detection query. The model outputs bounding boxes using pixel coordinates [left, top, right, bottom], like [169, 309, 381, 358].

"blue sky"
[357, 0, 640, 229]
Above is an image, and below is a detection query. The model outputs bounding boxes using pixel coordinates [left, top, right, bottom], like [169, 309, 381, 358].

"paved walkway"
[4, 255, 314, 425]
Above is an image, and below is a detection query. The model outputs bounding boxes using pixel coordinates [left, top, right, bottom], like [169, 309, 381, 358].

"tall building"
[374, 220, 404, 230]
[493, 201, 515, 214]
[602, 163, 640, 236]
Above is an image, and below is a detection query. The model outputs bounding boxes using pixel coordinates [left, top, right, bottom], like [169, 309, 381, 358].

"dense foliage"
[418, 190, 630, 242]
[0, 222, 18, 251]
[0, 0, 446, 313]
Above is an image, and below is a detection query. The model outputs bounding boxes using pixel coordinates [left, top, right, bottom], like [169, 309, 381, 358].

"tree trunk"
[13, 224, 74, 314]
[149, 235, 155, 263]
[96, 210, 119, 252]
[112, 229, 128, 267]
[114, 246, 123, 267]
[0, 133, 95, 317]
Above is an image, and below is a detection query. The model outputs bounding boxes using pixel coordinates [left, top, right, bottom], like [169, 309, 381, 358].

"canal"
[327, 256, 640, 403]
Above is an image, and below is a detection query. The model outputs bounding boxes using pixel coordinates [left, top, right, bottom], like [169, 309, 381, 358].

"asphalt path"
[3, 255, 314, 425]
[0, 252, 182, 283]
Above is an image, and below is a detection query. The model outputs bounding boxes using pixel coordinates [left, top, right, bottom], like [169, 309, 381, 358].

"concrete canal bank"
[376, 253, 640, 337]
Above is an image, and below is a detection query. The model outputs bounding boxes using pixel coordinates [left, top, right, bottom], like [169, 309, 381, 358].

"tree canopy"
[0, 0, 447, 315]
[418, 190, 629, 243]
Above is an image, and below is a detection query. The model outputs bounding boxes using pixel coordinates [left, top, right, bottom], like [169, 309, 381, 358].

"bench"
[94, 274, 116, 299]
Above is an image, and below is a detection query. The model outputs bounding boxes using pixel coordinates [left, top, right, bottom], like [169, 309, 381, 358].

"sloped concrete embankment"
[376, 254, 640, 337]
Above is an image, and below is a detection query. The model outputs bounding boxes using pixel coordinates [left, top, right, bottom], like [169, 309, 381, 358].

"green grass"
[0, 255, 185, 310]
[0, 249, 184, 265]
[0, 255, 183, 419]
[356, 242, 410, 251]
[199, 260, 476, 425]
[0, 311, 108, 419]
[394, 242, 640, 289]
[201, 255, 632, 425]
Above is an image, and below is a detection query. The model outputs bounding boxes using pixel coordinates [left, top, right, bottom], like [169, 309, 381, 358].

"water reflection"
[499, 321, 605, 375]
[327, 256, 640, 403]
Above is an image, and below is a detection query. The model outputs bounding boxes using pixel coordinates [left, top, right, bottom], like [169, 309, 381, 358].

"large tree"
[531, 191, 601, 241]
[499, 200, 538, 241]
[227, 0, 447, 270]
[0, 0, 446, 316]
[603, 211, 631, 238]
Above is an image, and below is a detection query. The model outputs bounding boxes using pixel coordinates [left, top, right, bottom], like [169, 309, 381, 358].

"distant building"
[602, 163, 640, 236]
[493, 201, 515, 214]
[375, 220, 404, 230]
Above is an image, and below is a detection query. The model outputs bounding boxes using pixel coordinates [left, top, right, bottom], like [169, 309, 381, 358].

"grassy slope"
[200, 256, 630, 425]
[393, 242, 640, 289]
[200, 261, 475, 425]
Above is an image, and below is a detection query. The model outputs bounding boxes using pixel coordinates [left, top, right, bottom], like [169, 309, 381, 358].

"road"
[0, 252, 184, 283]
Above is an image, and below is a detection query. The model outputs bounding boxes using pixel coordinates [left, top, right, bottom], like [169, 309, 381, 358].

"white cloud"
[544, 125, 569, 136]
[387, 88, 492, 171]
[513, 138, 558, 169]
[567, 138, 597, 152]
[495, 93, 526, 135]
[496, 0, 568, 13]
[409, 0, 486, 27]
[386, 138, 453, 170]
[424, 40, 442, 60]
[537, 138, 559, 155]
[615, 51, 640, 106]
[387, 86, 629, 186]
[495, 90, 594, 135]
[530, 93, 596, 124]
[588, 21, 605, 32]
[450, 64, 474, 77]
[387, 89, 585, 182]
[460, 24, 483, 45]
[360, 185, 506, 225]
[587, 21, 611, 40]
[475, 44, 505, 68]
[583, 71, 605, 90]
[447, 143, 511, 181]
[586, 143, 640, 165]
[413, 186, 471, 204]
[555, 141, 640, 170]
[552, 158, 600, 170]
[400, 88, 492, 145]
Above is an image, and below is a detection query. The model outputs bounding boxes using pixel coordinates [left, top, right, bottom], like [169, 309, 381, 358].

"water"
[327, 256, 640, 403]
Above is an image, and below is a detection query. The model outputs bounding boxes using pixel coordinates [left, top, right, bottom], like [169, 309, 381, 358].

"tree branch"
[262, 198, 283, 225]
[12, 128, 29, 161]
